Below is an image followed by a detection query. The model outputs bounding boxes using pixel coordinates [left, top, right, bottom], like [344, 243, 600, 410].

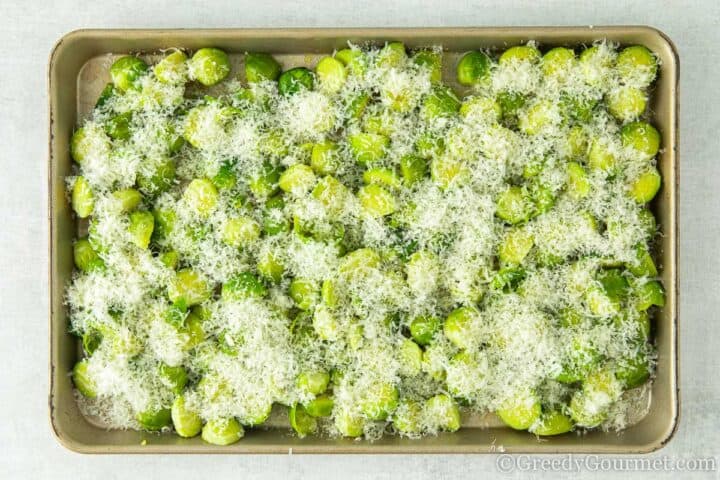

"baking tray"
[48, 27, 679, 454]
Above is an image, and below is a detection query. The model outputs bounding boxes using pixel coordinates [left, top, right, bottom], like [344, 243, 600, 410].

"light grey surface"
[1, 0, 718, 478]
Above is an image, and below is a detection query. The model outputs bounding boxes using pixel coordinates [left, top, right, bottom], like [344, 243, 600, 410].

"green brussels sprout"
[378, 41, 407, 68]
[222, 272, 267, 301]
[348, 133, 389, 165]
[409, 315, 441, 346]
[621, 121, 661, 158]
[152, 208, 175, 241]
[82, 328, 102, 355]
[278, 67, 314, 96]
[530, 410, 574, 436]
[627, 244, 658, 277]
[211, 162, 237, 190]
[159, 250, 179, 270]
[519, 100, 555, 135]
[556, 336, 601, 383]
[159, 364, 188, 394]
[588, 139, 618, 172]
[392, 399, 423, 435]
[297, 370, 330, 395]
[460, 96, 501, 123]
[154, 50, 189, 84]
[399, 338, 423, 376]
[171, 395, 202, 438]
[541, 47, 576, 79]
[249, 161, 281, 198]
[496, 391, 542, 430]
[222, 216, 261, 248]
[334, 410, 364, 437]
[425, 394, 461, 432]
[456, 51, 491, 85]
[95, 83, 116, 108]
[636, 280, 665, 311]
[400, 154, 427, 185]
[359, 184, 397, 217]
[444, 306, 478, 350]
[430, 156, 469, 190]
[585, 285, 621, 317]
[112, 188, 142, 212]
[566, 162, 591, 199]
[608, 86, 647, 123]
[499, 227, 534, 265]
[289, 404, 318, 437]
[579, 45, 614, 86]
[315, 56, 347, 93]
[360, 382, 399, 421]
[70, 125, 110, 164]
[499, 45, 541, 65]
[128, 211, 154, 249]
[616, 45, 657, 88]
[421, 86, 461, 120]
[312, 304, 339, 341]
[569, 369, 622, 428]
[310, 141, 340, 175]
[412, 49, 442, 83]
[305, 394, 334, 418]
[168, 269, 211, 306]
[71, 176, 94, 218]
[202, 418, 244, 445]
[615, 353, 651, 388]
[136, 407, 172, 431]
[183, 178, 218, 217]
[103, 112, 132, 141]
[137, 158, 176, 197]
[73, 238, 104, 272]
[72, 360, 97, 398]
[495, 186, 533, 224]
[497, 91, 527, 128]
[256, 249, 285, 283]
[630, 168, 662, 203]
[289, 278, 320, 310]
[597, 268, 630, 300]
[188, 48, 231, 86]
[491, 266, 526, 292]
[335, 48, 365, 76]
[245, 52, 282, 83]
[109, 56, 148, 91]
[363, 167, 401, 190]
[278, 164, 316, 196]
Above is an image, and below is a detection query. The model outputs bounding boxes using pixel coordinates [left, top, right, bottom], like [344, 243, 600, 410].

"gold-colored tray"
[49, 27, 679, 453]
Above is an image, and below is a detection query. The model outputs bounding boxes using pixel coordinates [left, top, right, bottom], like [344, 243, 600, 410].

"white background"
[1, 0, 718, 478]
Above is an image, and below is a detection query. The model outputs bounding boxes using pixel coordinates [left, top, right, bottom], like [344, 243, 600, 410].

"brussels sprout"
[168, 269, 211, 306]
[621, 121, 661, 158]
[360, 382, 399, 420]
[497, 392, 541, 430]
[460, 96, 501, 123]
[415, 133, 445, 159]
[183, 178, 218, 217]
[171, 395, 202, 438]
[305, 394, 334, 418]
[588, 139, 618, 172]
[499, 45, 541, 65]
[597, 268, 630, 301]
[310, 141, 340, 175]
[399, 338, 423, 376]
[311, 175, 349, 217]
[222, 216, 261, 248]
[569, 368, 622, 428]
[556, 336, 601, 383]
[159, 364, 188, 394]
[348, 133, 389, 165]
[627, 244, 658, 277]
[152, 208, 175, 241]
[137, 158, 175, 196]
[339, 248, 381, 275]
[358, 184, 397, 217]
[202, 418, 244, 445]
[82, 328, 102, 355]
[136, 407, 172, 431]
[421, 86, 461, 120]
[245, 52, 282, 83]
[335, 48, 365, 76]
[278, 164, 316, 195]
[104, 112, 132, 141]
[110, 56, 148, 91]
[579, 45, 614, 86]
[615, 353, 651, 388]
[363, 167, 401, 190]
[566, 162, 591, 199]
[499, 228, 534, 265]
[278, 67, 314, 96]
[409, 315, 441, 346]
[70, 125, 110, 164]
[585, 284, 621, 317]
[430, 156, 469, 190]
[636, 280, 665, 311]
[312, 304, 339, 341]
[297, 370, 330, 395]
[541, 47, 576, 79]
[456, 51, 491, 85]
[95, 83, 116, 108]
[399, 154, 427, 185]
[495, 186, 533, 224]
[491, 266, 526, 292]
[72, 360, 97, 398]
[405, 250, 439, 296]
[111, 188, 142, 212]
[519, 100, 555, 135]
[188, 48, 231, 86]
[289, 278, 319, 310]
[334, 410, 364, 437]
[158, 250, 178, 270]
[315, 56, 347, 93]
[608, 86, 647, 123]
[222, 272, 267, 301]
[393, 400, 423, 435]
[289, 404, 318, 437]
[71, 176, 94, 218]
[249, 161, 281, 198]
[560, 94, 598, 124]
[211, 162, 237, 190]
[530, 410, 574, 436]
[616, 45, 657, 88]
[128, 211, 155, 249]
[378, 41, 407, 68]
[256, 249, 285, 283]
[413, 49, 442, 83]
[73, 238, 104, 272]
[154, 50, 189, 84]
[444, 306, 478, 350]
[630, 168, 662, 203]
[497, 91, 527, 127]
[425, 394, 461, 432]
